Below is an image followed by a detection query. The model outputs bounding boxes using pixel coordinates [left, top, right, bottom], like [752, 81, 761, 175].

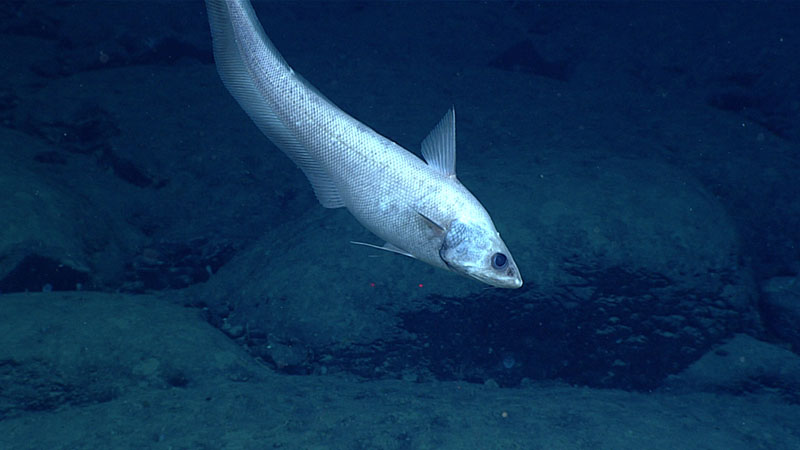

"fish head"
[439, 219, 522, 289]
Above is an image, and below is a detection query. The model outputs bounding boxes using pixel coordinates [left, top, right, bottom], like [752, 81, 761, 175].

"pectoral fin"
[350, 241, 415, 258]
[416, 211, 446, 237]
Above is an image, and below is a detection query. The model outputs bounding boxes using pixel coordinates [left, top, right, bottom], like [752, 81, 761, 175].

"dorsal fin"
[421, 107, 456, 177]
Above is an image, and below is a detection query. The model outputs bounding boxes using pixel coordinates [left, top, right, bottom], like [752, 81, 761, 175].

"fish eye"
[491, 253, 508, 270]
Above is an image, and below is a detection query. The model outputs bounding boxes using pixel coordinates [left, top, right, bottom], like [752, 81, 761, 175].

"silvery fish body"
[205, 0, 522, 288]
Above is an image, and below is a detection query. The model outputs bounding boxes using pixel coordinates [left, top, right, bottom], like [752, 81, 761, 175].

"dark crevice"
[0, 254, 90, 293]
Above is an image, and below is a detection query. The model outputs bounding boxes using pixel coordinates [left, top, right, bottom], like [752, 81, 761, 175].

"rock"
[664, 334, 800, 402]
[0, 292, 262, 420]
[3, 291, 799, 449]
[0, 125, 147, 291]
[196, 155, 759, 389]
[761, 276, 800, 352]
[0, 129, 92, 292]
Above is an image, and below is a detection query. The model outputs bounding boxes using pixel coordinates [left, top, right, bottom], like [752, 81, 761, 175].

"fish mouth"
[465, 267, 523, 289]
[493, 276, 523, 289]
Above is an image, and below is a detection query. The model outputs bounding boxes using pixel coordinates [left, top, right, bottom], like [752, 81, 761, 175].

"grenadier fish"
[205, 0, 522, 288]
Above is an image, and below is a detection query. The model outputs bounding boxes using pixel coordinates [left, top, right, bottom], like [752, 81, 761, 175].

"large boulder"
[663, 334, 800, 403]
[0, 292, 263, 422]
[0, 128, 93, 292]
[761, 275, 800, 352]
[195, 154, 758, 389]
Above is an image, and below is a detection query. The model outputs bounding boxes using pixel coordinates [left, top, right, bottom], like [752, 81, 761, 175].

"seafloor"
[1, 1, 799, 449]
